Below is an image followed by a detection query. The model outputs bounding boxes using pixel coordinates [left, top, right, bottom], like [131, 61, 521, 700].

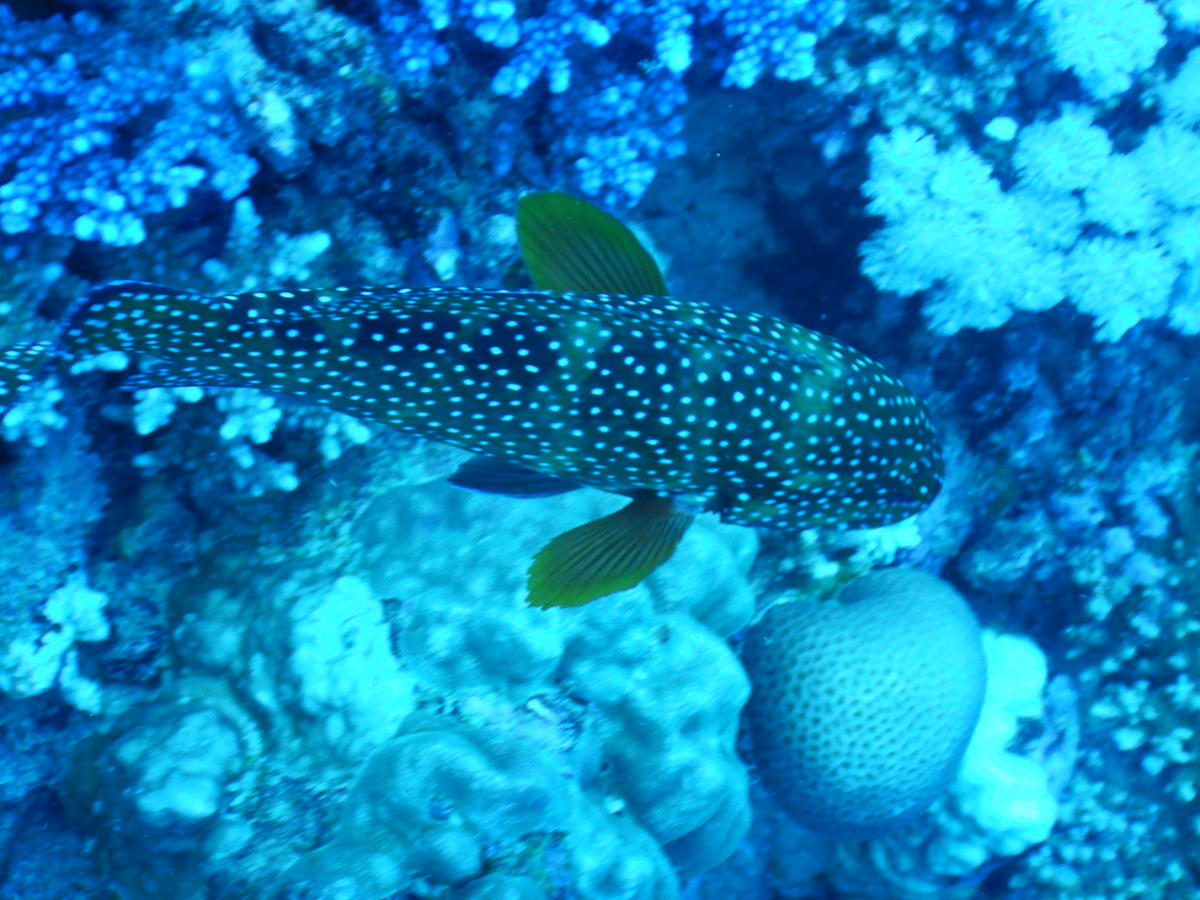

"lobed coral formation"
[742, 569, 987, 836]
[56, 459, 756, 898]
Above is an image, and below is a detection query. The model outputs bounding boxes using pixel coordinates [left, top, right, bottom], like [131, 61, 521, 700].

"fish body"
[61, 281, 940, 531]
[1, 192, 942, 606]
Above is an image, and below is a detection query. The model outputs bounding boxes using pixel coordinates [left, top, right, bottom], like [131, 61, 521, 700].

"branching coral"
[0, 7, 255, 246]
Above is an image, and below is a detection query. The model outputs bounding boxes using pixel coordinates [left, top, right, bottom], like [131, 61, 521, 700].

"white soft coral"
[861, 98, 1200, 341]
[1022, 0, 1165, 98]
[862, 127, 1066, 335]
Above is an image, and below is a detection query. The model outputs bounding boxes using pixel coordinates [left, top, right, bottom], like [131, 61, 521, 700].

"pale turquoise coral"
[826, 631, 1061, 899]
[859, 0, 1200, 343]
[62, 456, 757, 899]
[0, 577, 109, 707]
[742, 569, 987, 837]
[1020, 0, 1165, 98]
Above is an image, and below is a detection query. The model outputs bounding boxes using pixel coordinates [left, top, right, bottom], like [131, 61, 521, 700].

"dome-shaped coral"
[742, 567, 986, 836]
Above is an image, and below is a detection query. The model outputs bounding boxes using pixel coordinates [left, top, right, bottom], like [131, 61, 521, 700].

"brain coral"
[742, 567, 986, 836]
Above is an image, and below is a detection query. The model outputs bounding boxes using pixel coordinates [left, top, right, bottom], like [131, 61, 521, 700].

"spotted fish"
[0, 192, 942, 607]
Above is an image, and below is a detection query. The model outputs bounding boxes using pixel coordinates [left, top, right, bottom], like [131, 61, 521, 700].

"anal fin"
[526, 492, 694, 608]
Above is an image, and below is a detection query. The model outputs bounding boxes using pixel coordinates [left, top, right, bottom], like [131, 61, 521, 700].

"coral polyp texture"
[742, 568, 987, 836]
[1, 0, 1198, 897]
[820, 630, 1061, 900]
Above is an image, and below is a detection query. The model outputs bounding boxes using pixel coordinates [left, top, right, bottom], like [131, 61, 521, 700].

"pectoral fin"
[449, 455, 581, 498]
[526, 492, 694, 608]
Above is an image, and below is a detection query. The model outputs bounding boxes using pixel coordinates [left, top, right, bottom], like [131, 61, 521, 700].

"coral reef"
[861, 102, 1197, 340]
[1, 0, 1199, 896]
[55, 447, 756, 898]
[1021, 0, 1166, 99]
[0, 7, 255, 245]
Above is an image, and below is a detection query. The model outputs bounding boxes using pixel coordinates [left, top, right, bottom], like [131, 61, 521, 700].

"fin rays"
[526, 493, 694, 608]
[517, 191, 669, 297]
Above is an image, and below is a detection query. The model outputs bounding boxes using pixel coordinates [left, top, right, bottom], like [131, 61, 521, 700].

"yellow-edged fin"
[526, 492, 694, 608]
[517, 191, 669, 296]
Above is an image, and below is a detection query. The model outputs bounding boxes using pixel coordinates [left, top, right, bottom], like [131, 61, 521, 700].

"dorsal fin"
[517, 192, 669, 297]
[61, 281, 197, 340]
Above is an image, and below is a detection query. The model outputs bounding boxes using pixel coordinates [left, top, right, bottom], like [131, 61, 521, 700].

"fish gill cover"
[0, 0, 1197, 899]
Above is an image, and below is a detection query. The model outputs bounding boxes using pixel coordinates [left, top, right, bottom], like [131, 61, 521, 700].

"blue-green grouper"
[0, 193, 943, 607]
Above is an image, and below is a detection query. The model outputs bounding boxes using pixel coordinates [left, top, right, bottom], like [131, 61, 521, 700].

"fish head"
[716, 347, 943, 531]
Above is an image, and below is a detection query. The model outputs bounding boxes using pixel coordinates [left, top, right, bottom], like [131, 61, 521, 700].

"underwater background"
[0, 0, 1197, 897]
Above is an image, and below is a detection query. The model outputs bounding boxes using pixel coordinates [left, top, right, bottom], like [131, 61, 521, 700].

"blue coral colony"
[0, 192, 941, 606]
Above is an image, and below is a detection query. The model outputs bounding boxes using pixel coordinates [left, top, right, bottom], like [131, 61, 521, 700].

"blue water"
[0, 0, 1197, 897]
